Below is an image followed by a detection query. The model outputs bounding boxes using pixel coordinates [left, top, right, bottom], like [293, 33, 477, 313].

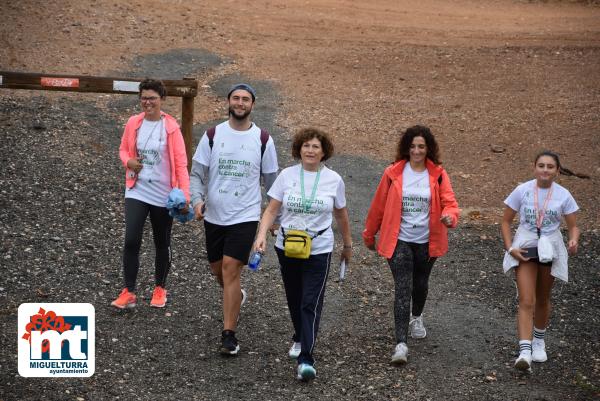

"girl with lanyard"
[501, 151, 580, 372]
[253, 128, 352, 382]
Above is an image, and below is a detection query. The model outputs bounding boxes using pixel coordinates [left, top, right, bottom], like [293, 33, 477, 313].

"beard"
[228, 105, 252, 121]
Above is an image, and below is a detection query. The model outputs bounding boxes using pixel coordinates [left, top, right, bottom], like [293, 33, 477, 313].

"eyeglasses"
[140, 96, 160, 102]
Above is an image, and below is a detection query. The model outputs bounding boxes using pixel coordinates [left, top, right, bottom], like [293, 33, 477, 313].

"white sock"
[519, 340, 532, 355]
[533, 327, 546, 342]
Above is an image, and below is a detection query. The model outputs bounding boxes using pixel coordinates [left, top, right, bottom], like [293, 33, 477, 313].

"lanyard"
[300, 166, 321, 213]
[533, 183, 553, 237]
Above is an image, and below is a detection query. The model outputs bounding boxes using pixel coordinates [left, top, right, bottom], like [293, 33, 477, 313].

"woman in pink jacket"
[363, 125, 459, 364]
[111, 79, 190, 310]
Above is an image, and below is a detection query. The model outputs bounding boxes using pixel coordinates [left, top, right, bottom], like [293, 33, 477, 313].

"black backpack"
[206, 126, 270, 158]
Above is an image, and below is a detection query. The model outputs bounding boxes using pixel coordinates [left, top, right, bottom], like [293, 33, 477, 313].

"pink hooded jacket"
[118, 112, 190, 201]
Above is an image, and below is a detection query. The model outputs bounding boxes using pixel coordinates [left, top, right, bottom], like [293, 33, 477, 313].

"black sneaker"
[220, 330, 240, 356]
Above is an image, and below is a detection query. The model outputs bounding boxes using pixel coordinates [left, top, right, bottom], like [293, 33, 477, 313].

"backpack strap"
[207, 126, 216, 149]
[260, 129, 270, 158]
[207, 126, 270, 173]
[207, 126, 268, 153]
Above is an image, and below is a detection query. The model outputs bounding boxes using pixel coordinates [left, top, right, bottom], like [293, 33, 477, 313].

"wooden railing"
[0, 70, 198, 168]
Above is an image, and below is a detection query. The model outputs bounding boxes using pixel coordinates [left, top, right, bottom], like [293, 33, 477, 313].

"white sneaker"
[409, 315, 427, 339]
[391, 342, 408, 365]
[514, 352, 532, 372]
[241, 289, 248, 306]
[288, 342, 301, 359]
[532, 339, 547, 362]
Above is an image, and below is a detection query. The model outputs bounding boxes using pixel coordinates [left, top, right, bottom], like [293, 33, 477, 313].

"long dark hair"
[395, 125, 441, 164]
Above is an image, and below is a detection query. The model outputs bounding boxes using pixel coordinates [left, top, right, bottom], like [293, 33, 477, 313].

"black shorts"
[204, 220, 258, 264]
[528, 258, 552, 267]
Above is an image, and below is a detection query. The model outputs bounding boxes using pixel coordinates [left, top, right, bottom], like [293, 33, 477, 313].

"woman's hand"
[440, 214, 453, 227]
[194, 202, 205, 220]
[341, 246, 353, 264]
[509, 247, 530, 262]
[269, 223, 280, 237]
[127, 157, 143, 174]
[363, 238, 376, 251]
[567, 239, 578, 255]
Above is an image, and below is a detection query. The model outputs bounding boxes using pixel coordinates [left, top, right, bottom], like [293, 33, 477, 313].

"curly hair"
[291, 127, 334, 162]
[138, 78, 167, 99]
[395, 125, 441, 165]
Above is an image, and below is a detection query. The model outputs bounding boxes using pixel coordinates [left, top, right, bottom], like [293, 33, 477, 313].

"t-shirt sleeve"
[334, 177, 347, 209]
[267, 170, 285, 202]
[504, 185, 523, 212]
[261, 137, 279, 174]
[562, 191, 580, 215]
[192, 133, 211, 166]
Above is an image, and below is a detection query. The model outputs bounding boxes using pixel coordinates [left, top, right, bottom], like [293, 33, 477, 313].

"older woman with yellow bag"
[252, 127, 352, 382]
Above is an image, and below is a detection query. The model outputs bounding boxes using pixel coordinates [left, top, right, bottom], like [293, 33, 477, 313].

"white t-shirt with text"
[504, 179, 579, 247]
[268, 164, 346, 255]
[399, 164, 431, 244]
[125, 118, 171, 207]
[192, 121, 278, 225]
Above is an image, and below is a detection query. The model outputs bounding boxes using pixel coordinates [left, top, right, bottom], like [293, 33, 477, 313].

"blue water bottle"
[248, 251, 263, 271]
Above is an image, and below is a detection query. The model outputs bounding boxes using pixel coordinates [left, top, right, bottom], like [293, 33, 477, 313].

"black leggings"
[387, 240, 436, 343]
[123, 198, 173, 291]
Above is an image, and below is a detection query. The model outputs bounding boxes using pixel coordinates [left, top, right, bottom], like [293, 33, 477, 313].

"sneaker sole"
[220, 345, 240, 356]
[299, 369, 316, 381]
[514, 359, 532, 371]
[110, 302, 136, 309]
[289, 352, 300, 359]
[410, 332, 426, 339]
[532, 355, 547, 363]
[150, 300, 167, 308]
[391, 356, 408, 365]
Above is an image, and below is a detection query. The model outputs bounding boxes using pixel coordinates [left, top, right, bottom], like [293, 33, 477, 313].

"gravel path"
[1, 73, 598, 399]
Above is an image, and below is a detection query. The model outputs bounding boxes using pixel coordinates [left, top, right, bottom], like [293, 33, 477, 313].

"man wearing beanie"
[190, 83, 279, 355]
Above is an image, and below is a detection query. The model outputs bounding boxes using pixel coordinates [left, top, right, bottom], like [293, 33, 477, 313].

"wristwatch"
[507, 247, 514, 254]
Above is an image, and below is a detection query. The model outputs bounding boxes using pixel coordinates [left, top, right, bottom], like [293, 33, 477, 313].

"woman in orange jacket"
[111, 78, 190, 310]
[363, 125, 459, 364]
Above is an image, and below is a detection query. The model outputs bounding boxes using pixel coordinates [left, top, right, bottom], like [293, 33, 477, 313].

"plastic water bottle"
[248, 251, 263, 271]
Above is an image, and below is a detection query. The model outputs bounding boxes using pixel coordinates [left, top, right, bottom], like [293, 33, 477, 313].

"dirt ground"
[1, 0, 599, 400]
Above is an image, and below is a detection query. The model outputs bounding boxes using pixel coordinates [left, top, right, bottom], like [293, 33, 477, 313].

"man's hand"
[194, 202, 205, 220]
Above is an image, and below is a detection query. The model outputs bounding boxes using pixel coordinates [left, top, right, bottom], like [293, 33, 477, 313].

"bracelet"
[507, 247, 514, 254]
[343, 245, 353, 249]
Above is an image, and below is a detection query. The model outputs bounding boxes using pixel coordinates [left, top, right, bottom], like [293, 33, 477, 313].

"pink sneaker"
[150, 286, 167, 308]
[111, 288, 136, 309]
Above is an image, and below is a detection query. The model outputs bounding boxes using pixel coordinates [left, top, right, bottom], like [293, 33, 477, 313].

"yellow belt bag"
[283, 230, 312, 259]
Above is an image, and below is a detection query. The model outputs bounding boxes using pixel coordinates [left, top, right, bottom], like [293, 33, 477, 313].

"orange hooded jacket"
[119, 111, 190, 202]
[362, 159, 459, 259]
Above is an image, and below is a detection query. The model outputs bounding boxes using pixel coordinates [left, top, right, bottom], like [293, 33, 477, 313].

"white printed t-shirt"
[125, 118, 171, 207]
[399, 163, 431, 244]
[192, 121, 278, 225]
[268, 164, 346, 255]
[504, 179, 579, 247]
